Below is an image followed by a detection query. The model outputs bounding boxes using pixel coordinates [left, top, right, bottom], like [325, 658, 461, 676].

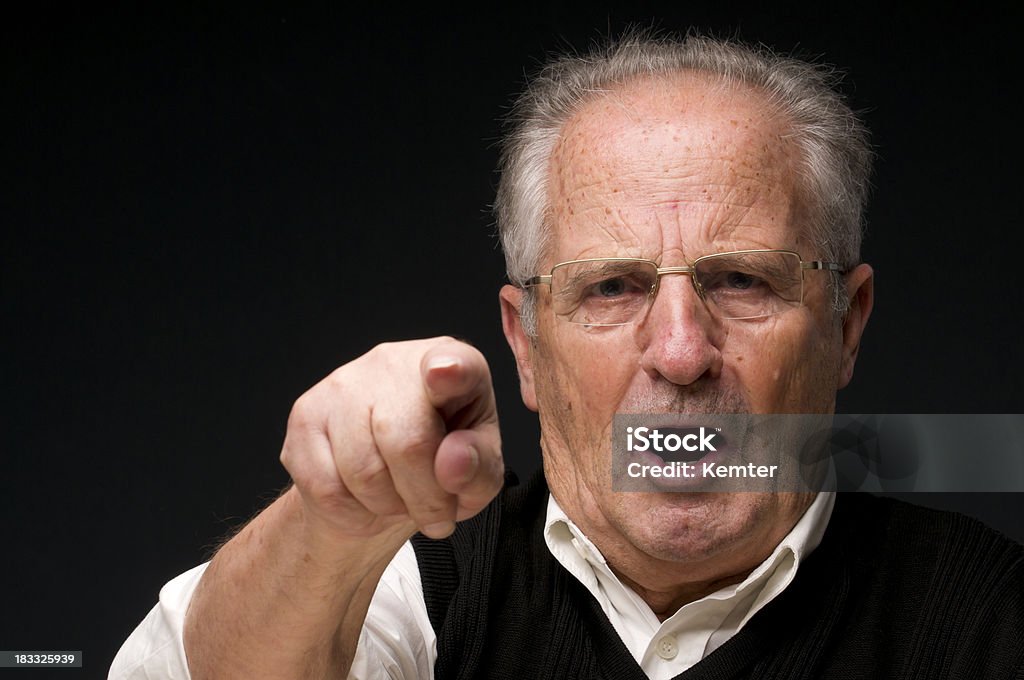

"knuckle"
[279, 443, 295, 470]
[348, 455, 390, 489]
[287, 392, 319, 430]
[410, 499, 453, 519]
[366, 341, 394, 361]
[325, 359, 359, 390]
[448, 336, 481, 359]
[368, 409, 397, 442]
[461, 341, 484, 360]
[391, 434, 441, 462]
[279, 432, 312, 475]
[302, 477, 357, 516]
[373, 415, 443, 462]
[302, 476, 339, 506]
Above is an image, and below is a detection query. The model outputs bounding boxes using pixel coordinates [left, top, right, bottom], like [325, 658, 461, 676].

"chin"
[614, 491, 780, 564]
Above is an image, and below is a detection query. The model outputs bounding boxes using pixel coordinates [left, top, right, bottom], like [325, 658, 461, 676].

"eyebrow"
[555, 260, 652, 299]
[735, 253, 799, 283]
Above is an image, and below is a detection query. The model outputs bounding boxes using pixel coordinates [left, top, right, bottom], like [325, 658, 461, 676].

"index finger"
[420, 339, 497, 430]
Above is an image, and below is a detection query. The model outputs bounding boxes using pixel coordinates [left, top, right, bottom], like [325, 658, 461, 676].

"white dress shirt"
[109, 491, 833, 680]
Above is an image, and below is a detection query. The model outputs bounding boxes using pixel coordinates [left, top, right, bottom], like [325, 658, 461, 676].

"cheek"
[539, 325, 636, 408]
[532, 329, 640, 466]
[726, 315, 840, 412]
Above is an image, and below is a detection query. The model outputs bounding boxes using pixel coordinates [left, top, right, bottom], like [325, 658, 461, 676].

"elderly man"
[111, 33, 1023, 679]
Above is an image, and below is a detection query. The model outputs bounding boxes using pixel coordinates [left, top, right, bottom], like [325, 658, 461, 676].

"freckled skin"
[500, 73, 873, 617]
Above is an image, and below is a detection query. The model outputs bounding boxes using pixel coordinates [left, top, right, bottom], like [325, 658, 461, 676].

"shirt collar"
[543, 489, 835, 608]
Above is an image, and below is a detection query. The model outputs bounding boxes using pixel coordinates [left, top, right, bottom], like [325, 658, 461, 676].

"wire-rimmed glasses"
[524, 249, 843, 326]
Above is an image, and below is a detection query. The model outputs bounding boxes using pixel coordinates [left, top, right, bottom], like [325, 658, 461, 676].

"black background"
[4, 3, 1022, 676]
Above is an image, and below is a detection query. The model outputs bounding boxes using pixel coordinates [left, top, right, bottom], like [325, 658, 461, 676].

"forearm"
[181, 337, 502, 678]
[183, 487, 414, 680]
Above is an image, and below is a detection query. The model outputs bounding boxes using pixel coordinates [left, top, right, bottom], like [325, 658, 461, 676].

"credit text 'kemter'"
[626, 462, 779, 478]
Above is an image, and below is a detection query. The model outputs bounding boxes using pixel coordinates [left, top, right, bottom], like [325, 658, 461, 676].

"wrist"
[286, 486, 416, 576]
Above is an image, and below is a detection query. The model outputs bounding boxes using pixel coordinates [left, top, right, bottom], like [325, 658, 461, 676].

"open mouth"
[654, 427, 728, 463]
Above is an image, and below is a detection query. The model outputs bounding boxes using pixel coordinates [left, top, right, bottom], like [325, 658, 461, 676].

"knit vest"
[411, 470, 1024, 679]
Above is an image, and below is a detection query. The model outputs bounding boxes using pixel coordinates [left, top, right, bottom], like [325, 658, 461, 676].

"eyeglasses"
[524, 250, 843, 326]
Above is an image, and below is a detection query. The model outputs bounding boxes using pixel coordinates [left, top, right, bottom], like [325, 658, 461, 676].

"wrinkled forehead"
[546, 73, 806, 263]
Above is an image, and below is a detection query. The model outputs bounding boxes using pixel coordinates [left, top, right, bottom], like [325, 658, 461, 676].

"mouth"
[653, 427, 729, 464]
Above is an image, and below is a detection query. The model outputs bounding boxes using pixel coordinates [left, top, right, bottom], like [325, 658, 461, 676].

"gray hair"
[494, 30, 873, 335]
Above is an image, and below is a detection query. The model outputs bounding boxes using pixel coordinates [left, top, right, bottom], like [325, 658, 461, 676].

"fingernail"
[422, 521, 455, 539]
[427, 356, 460, 371]
[459, 446, 480, 484]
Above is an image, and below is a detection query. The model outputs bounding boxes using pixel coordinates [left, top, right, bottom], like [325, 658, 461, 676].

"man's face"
[501, 75, 872, 585]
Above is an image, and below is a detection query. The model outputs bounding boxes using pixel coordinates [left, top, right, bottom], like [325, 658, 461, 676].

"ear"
[499, 285, 539, 412]
[837, 263, 874, 389]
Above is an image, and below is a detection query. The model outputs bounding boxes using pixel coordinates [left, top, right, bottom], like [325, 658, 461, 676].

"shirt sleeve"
[108, 562, 206, 679]
[108, 541, 435, 680]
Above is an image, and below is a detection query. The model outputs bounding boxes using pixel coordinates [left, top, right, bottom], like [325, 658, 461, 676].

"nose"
[636, 273, 724, 386]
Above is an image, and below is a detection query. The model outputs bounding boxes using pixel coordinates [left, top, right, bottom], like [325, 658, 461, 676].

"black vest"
[412, 471, 1024, 679]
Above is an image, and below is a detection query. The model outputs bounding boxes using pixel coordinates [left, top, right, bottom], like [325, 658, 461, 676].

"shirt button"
[656, 635, 678, 660]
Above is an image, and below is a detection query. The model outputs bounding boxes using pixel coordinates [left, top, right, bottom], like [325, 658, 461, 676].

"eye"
[583, 274, 650, 301]
[692, 252, 803, 320]
[702, 269, 768, 293]
[725, 271, 757, 290]
[595, 277, 629, 297]
[554, 260, 656, 325]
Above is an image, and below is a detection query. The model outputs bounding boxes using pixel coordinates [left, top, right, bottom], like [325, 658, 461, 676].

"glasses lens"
[550, 259, 657, 326]
[694, 251, 802, 319]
